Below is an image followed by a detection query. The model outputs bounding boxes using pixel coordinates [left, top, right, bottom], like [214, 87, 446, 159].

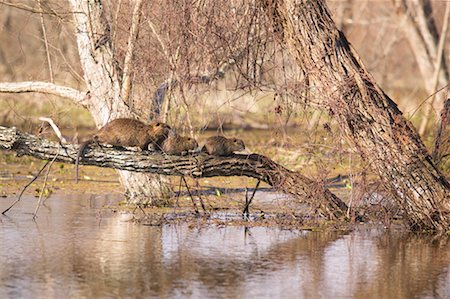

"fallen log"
[0, 126, 348, 218]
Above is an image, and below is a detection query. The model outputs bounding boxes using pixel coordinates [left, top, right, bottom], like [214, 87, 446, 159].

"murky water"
[0, 195, 449, 298]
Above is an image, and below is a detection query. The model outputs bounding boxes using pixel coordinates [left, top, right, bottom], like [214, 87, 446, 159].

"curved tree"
[264, 0, 449, 231]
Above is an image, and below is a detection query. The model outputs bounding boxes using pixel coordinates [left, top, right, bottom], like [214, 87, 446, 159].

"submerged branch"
[0, 126, 347, 219]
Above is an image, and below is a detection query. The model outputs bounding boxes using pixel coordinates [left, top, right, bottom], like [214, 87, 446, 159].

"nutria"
[202, 135, 245, 156]
[75, 118, 171, 182]
[161, 133, 199, 155]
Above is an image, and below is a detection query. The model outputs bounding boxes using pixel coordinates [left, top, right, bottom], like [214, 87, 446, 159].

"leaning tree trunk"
[68, 0, 171, 204]
[265, 0, 449, 231]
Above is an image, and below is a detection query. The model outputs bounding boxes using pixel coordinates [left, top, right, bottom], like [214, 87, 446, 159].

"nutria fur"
[161, 133, 198, 155]
[94, 118, 171, 149]
[75, 118, 171, 182]
[202, 136, 245, 156]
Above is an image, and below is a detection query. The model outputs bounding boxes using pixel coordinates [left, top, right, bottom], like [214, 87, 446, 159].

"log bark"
[0, 125, 348, 219]
[265, 0, 450, 231]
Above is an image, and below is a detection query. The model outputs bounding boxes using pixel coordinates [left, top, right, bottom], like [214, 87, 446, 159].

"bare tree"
[393, 0, 450, 135]
[264, 0, 449, 231]
[0, 0, 170, 204]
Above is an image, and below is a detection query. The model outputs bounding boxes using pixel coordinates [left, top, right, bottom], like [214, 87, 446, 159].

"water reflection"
[0, 195, 449, 298]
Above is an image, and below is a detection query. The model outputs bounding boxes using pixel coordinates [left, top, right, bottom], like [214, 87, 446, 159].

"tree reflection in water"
[0, 195, 449, 298]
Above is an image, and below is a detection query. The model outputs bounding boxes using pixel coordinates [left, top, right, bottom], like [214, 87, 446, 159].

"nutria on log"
[202, 135, 246, 156]
[75, 118, 171, 182]
[161, 133, 199, 155]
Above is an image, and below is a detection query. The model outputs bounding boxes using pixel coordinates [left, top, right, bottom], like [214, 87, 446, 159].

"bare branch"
[393, 0, 449, 134]
[0, 81, 88, 106]
[146, 18, 170, 61]
[121, 0, 144, 103]
[432, 98, 450, 164]
[419, 2, 450, 134]
[0, 126, 348, 219]
[0, 1, 72, 19]
[37, 0, 54, 83]
[38, 117, 67, 144]
[151, 56, 243, 116]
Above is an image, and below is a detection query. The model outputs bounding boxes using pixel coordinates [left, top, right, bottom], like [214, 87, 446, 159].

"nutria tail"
[75, 139, 93, 183]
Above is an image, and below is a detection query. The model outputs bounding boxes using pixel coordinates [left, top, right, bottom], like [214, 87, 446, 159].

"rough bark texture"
[266, 0, 449, 231]
[66, 0, 170, 204]
[0, 126, 347, 219]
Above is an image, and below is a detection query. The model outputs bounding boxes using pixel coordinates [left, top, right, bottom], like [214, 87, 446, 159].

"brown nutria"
[161, 133, 199, 155]
[201, 135, 245, 156]
[75, 118, 171, 182]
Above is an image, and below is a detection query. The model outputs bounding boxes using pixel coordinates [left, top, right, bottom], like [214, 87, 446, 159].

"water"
[0, 195, 449, 298]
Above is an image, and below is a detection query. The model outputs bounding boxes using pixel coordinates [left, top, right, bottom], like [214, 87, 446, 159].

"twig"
[195, 185, 207, 213]
[242, 179, 261, 219]
[2, 161, 50, 215]
[33, 152, 59, 219]
[0, 1, 70, 19]
[178, 84, 195, 138]
[182, 176, 199, 215]
[418, 2, 450, 135]
[38, 117, 67, 143]
[132, 203, 147, 216]
[146, 18, 170, 61]
[175, 176, 183, 208]
[195, 179, 214, 210]
[37, 0, 54, 83]
[409, 83, 450, 119]
[120, 0, 144, 103]
[432, 98, 450, 163]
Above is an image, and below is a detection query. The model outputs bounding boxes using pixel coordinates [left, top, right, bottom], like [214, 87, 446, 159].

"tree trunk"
[67, 0, 170, 205]
[265, 0, 449, 231]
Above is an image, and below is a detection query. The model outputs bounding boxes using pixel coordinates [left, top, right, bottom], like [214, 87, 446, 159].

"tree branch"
[418, 1, 450, 134]
[151, 57, 241, 116]
[37, 0, 54, 83]
[0, 125, 348, 219]
[121, 0, 144, 104]
[0, 1, 71, 20]
[0, 81, 88, 106]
